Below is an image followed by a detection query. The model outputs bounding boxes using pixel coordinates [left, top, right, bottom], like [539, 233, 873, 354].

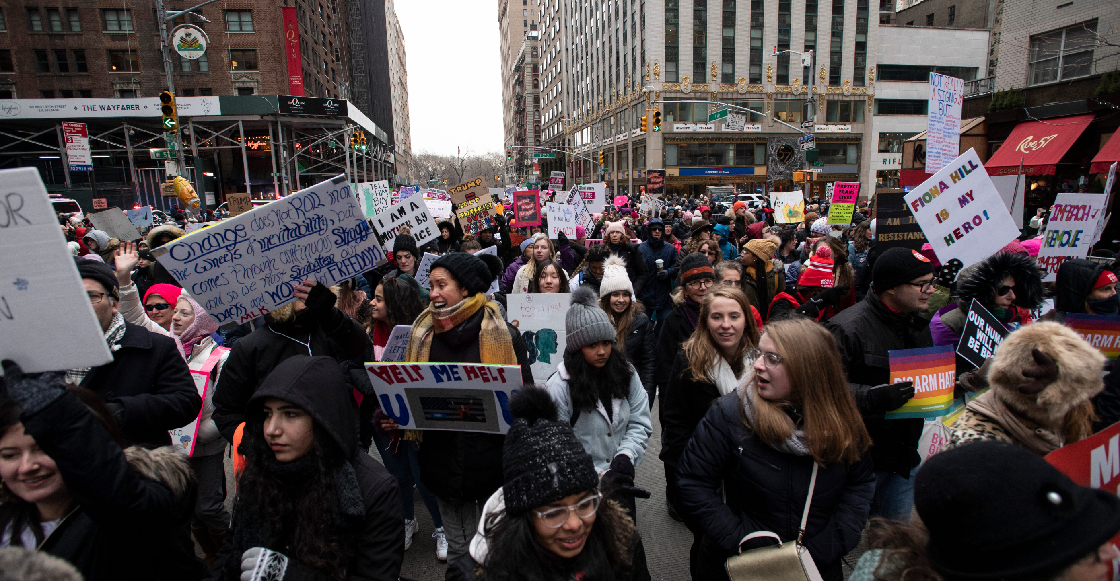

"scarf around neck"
[682, 297, 702, 329]
[405, 293, 519, 365]
[711, 354, 754, 396]
[741, 383, 811, 457]
[967, 390, 1064, 455]
[67, 312, 127, 385]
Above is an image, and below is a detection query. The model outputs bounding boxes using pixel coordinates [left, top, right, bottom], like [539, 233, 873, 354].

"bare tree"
[413, 149, 506, 189]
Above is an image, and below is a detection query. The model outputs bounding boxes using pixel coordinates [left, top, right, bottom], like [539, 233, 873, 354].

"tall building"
[499, 0, 536, 180]
[895, 0, 1002, 78]
[386, 0, 413, 184]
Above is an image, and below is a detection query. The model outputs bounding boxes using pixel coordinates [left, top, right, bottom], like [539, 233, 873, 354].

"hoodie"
[712, 224, 738, 260]
[1046, 258, 1113, 321]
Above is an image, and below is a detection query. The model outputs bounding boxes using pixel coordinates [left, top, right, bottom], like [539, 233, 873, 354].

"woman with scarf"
[676, 318, 874, 581]
[114, 241, 182, 334]
[404, 252, 534, 566]
[598, 257, 656, 401]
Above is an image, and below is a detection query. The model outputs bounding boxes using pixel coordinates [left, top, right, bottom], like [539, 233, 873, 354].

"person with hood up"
[603, 221, 646, 294]
[569, 244, 609, 294]
[404, 252, 534, 566]
[739, 238, 785, 318]
[0, 362, 206, 580]
[144, 223, 188, 288]
[81, 229, 120, 264]
[599, 257, 656, 401]
[768, 245, 851, 323]
[712, 224, 738, 261]
[1045, 258, 1119, 321]
[930, 251, 1045, 346]
[637, 218, 678, 326]
[437, 220, 463, 254]
[209, 356, 404, 581]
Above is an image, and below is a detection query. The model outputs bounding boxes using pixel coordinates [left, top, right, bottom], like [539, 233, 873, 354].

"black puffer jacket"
[827, 291, 931, 477]
[622, 311, 656, 398]
[417, 307, 534, 501]
[677, 392, 875, 581]
[659, 351, 718, 470]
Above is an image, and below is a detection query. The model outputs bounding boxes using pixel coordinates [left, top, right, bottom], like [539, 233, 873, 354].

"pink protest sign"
[827, 182, 860, 225]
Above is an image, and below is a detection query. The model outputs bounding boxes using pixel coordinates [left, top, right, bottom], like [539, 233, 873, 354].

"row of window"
[3, 7, 253, 33]
[660, 141, 859, 167]
[5, 87, 220, 99]
[0, 48, 259, 73]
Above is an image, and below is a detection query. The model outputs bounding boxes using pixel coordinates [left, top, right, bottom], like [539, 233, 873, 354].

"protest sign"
[0, 168, 114, 373]
[89, 208, 142, 241]
[364, 362, 521, 434]
[874, 191, 927, 251]
[1045, 420, 1120, 545]
[456, 194, 497, 236]
[827, 182, 860, 225]
[1091, 162, 1117, 247]
[956, 299, 1009, 369]
[1036, 193, 1107, 281]
[549, 171, 566, 192]
[475, 245, 501, 295]
[886, 345, 960, 419]
[613, 195, 629, 209]
[426, 199, 453, 220]
[507, 293, 569, 386]
[153, 175, 387, 327]
[413, 252, 441, 288]
[546, 203, 578, 238]
[449, 176, 487, 205]
[171, 347, 226, 456]
[226, 192, 253, 217]
[399, 185, 419, 201]
[184, 223, 208, 233]
[990, 175, 1026, 229]
[357, 181, 391, 218]
[512, 190, 542, 227]
[918, 420, 952, 463]
[564, 188, 595, 234]
[771, 192, 805, 224]
[926, 73, 964, 174]
[575, 183, 606, 213]
[646, 169, 666, 196]
[126, 206, 153, 229]
[1065, 313, 1120, 361]
[905, 148, 1020, 267]
[371, 197, 438, 251]
[426, 189, 451, 202]
[376, 325, 412, 363]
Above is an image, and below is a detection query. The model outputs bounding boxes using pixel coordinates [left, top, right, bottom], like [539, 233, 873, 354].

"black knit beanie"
[679, 253, 715, 286]
[871, 247, 934, 293]
[430, 252, 503, 295]
[502, 388, 599, 515]
[392, 234, 419, 258]
[75, 257, 119, 297]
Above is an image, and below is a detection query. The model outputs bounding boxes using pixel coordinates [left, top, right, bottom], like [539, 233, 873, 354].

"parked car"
[50, 197, 84, 220]
[737, 193, 767, 208]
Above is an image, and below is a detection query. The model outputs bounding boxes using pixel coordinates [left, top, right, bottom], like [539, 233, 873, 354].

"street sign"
[150, 148, 176, 160]
[708, 108, 729, 122]
[798, 134, 816, 151]
[532, 152, 556, 159]
[812, 161, 825, 167]
[801, 120, 814, 128]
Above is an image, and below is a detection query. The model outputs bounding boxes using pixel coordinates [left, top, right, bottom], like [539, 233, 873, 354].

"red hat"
[1094, 270, 1118, 290]
[798, 246, 835, 289]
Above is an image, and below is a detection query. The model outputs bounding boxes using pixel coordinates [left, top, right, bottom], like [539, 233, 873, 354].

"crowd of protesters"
[2, 189, 1119, 581]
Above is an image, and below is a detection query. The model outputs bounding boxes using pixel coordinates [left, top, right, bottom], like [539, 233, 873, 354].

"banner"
[126, 206, 153, 229]
[507, 293, 569, 386]
[376, 325, 412, 363]
[456, 194, 497, 236]
[549, 171, 566, 192]
[512, 190, 542, 227]
[905, 149, 1020, 267]
[956, 299, 1009, 369]
[771, 192, 805, 224]
[874, 191, 927, 251]
[564, 187, 595, 234]
[281, 7, 305, 96]
[88, 208, 142, 241]
[827, 182, 859, 225]
[1036, 193, 1107, 281]
[575, 183, 606, 213]
[886, 345, 960, 419]
[1045, 420, 1120, 546]
[1065, 313, 1120, 361]
[546, 203, 577, 238]
[371, 197, 437, 251]
[357, 180, 391, 218]
[926, 73, 964, 174]
[153, 175, 387, 327]
[365, 362, 521, 434]
[645, 169, 666, 196]
[62, 122, 92, 172]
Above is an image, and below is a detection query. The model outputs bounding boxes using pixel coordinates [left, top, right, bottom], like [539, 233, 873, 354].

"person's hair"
[600, 291, 644, 349]
[563, 344, 633, 411]
[778, 228, 797, 251]
[683, 287, 760, 382]
[528, 260, 571, 293]
[523, 233, 555, 281]
[477, 496, 634, 581]
[815, 237, 854, 288]
[714, 260, 743, 284]
[744, 318, 871, 464]
[237, 404, 352, 579]
[571, 244, 610, 276]
[461, 240, 482, 252]
[695, 240, 722, 266]
[331, 279, 369, 325]
[851, 221, 871, 253]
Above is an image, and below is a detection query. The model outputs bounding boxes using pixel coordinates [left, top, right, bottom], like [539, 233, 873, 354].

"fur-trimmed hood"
[146, 224, 186, 248]
[123, 445, 194, 498]
[957, 251, 1045, 311]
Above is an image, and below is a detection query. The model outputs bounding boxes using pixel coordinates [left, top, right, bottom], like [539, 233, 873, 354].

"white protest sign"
[377, 324, 412, 362]
[546, 202, 578, 238]
[507, 293, 569, 386]
[1092, 162, 1118, 246]
[365, 362, 521, 434]
[771, 192, 805, 224]
[126, 206, 153, 229]
[564, 187, 595, 234]
[474, 245, 501, 295]
[153, 175, 387, 327]
[1036, 193, 1107, 281]
[184, 223, 207, 233]
[413, 252, 440, 288]
[88, 208, 142, 241]
[426, 199, 453, 221]
[0, 168, 113, 372]
[576, 183, 606, 213]
[991, 175, 1026, 229]
[904, 149, 1020, 267]
[549, 171, 566, 192]
[425, 189, 451, 201]
[927, 73, 964, 174]
[357, 181, 391, 218]
[370, 197, 438, 251]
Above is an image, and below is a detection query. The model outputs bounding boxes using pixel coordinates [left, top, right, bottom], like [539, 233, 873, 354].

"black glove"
[556, 231, 570, 246]
[956, 357, 991, 393]
[609, 454, 635, 479]
[867, 381, 915, 412]
[495, 214, 507, 227]
[814, 286, 850, 307]
[656, 270, 670, 281]
[1018, 348, 1059, 395]
[1, 360, 68, 415]
[303, 282, 337, 320]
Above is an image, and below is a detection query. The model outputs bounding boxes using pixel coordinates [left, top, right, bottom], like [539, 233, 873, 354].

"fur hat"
[957, 251, 1045, 311]
[566, 286, 618, 353]
[146, 224, 186, 248]
[430, 252, 503, 296]
[798, 246, 835, 288]
[598, 255, 634, 298]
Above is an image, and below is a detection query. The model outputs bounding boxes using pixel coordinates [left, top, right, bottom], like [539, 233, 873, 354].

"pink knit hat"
[604, 221, 627, 237]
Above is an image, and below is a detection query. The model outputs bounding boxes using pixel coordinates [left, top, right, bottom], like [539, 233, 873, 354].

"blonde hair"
[683, 287, 760, 382]
[600, 291, 644, 349]
[523, 233, 555, 280]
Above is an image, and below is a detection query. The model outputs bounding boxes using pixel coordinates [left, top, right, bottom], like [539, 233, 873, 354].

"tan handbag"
[725, 463, 824, 581]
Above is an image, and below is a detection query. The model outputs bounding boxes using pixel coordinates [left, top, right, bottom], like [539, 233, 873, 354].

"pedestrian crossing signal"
[652, 111, 661, 132]
[159, 91, 178, 132]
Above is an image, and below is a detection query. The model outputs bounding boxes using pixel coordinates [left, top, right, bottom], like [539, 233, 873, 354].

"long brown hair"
[683, 287, 760, 382]
[600, 290, 644, 349]
[744, 318, 871, 465]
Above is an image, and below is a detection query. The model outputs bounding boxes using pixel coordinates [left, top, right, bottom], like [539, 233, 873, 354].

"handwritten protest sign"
[126, 206, 153, 229]
[886, 345, 960, 419]
[507, 293, 569, 386]
[371, 197, 438, 251]
[1046, 420, 1120, 544]
[1065, 313, 1120, 361]
[1036, 193, 1107, 281]
[564, 188, 595, 234]
[153, 175, 387, 327]
[905, 149, 1020, 267]
[0, 168, 113, 372]
[398, 186, 419, 201]
[546, 203, 577, 238]
[89, 208, 142, 241]
[449, 177, 487, 205]
[456, 194, 497, 236]
[574, 183, 605, 214]
[956, 299, 1009, 369]
[827, 182, 860, 225]
[376, 325, 412, 363]
[365, 362, 521, 434]
[771, 192, 805, 224]
[226, 192, 253, 217]
[357, 181, 391, 218]
[512, 190, 542, 227]
[926, 73, 964, 174]
[426, 189, 451, 202]
[426, 199, 453, 220]
[874, 191, 927, 251]
[413, 252, 440, 288]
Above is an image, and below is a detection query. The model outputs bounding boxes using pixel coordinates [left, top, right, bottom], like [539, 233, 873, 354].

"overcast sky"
[394, 1, 504, 157]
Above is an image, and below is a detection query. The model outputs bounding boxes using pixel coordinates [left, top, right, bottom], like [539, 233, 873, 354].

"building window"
[230, 49, 259, 71]
[804, 0, 817, 84]
[200, 87, 212, 96]
[773, 99, 807, 122]
[879, 0, 892, 10]
[721, 0, 735, 83]
[693, 0, 707, 81]
[181, 88, 195, 96]
[54, 49, 68, 72]
[776, 0, 790, 84]
[102, 9, 133, 31]
[0, 90, 13, 98]
[27, 8, 43, 31]
[749, 0, 763, 83]
[237, 86, 255, 95]
[180, 55, 191, 72]
[854, 0, 868, 85]
[818, 142, 859, 164]
[118, 88, 136, 98]
[664, 0, 678, 82]
[34, 49, 50, 72]
[0, 50, 13, 72]
[825, 99, 866, 121]
[879, 13, 891, 24]
[829, 0, 843, 85]
[66, 8, 79, 31]
[925, 13, 934, 25]
[59, 89, 72, 98]
[40, 90, 54, 98]
[225, 10, 253, 32]
[107, 49, 138, 72]
[73, 49, 86, 72]
[948, 5, 955, 24]
[1029, 20, 1096, 85]
[79, 89, 91, 97]
[877, 64, 978, 81]
[874, 98, 927, 115]
[46, 8, 62, 31]
[0, 8, 6, 31]
[876, 169, 900, 189]
[197, 53, 209, 72]
[878, 132, 917, 152]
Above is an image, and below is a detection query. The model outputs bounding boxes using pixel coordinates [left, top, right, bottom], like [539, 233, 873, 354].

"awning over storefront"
[1091, 130, 1120, 174]
[985, 114, 1094, 176]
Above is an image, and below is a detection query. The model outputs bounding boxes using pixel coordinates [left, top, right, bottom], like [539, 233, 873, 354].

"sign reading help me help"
[153, 175, 387, 327]
[1036, 193, 1107, 282]
[365, 363, 521, 434]
[905, 148, 1020, 267]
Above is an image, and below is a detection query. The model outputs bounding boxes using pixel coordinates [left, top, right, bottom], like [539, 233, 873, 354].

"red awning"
[985, 114, 1094, 177]
[1091, 131, 1120, 174]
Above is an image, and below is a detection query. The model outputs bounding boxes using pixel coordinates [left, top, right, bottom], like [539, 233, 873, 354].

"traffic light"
[159, 91, 178, 131]
[652, 110, 661, 132]
[640, 115, 648, 132]
[350, 130, 367, 152]
[507, 151, 512, 161]
[597, 151, 604, 165]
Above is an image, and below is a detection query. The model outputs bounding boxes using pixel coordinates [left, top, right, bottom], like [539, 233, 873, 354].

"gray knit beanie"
[565, 286, 617, 353]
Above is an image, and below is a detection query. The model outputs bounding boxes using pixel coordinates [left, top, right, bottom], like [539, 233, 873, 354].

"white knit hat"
[598, 255, 634, 298]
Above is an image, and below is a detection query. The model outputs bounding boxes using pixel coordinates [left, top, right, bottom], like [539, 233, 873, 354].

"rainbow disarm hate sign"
[1065, 313, 1120, 361]
[886, 345, 961, 419]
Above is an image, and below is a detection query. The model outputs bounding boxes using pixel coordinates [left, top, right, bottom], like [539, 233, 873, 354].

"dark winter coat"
[828, 292, 931, 476]
[80, 322, 201, 448]
[500, 255, 527, 294]
[21, 391, 206, 581]
[637, 238, 679, 312]
[417, 308, 535, 501]
[622, 311, 657, 396]
[677, 392, 875, 581]
[659, 351, 717, 469]
[607, 241, 647, 296]
[653, 302, 699, 392]
[742, 263, 785, 320]
[1046, 258, 1111, 321]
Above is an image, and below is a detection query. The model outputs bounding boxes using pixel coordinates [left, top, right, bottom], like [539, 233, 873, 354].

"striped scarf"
[67, 312, 127, 385]
[405, 293, 519, 366]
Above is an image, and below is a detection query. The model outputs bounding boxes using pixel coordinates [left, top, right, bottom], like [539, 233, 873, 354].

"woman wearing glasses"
[676, 318, 875, 581]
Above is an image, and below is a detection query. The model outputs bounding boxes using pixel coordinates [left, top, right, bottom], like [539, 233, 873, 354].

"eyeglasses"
[145, 303, 172, 312]
[996, 285, 1015, 296]
[533, 493, 602, 528]
[88, 292, 109, 305]
[686, 279, 713, 290]
[747, 348, 784, 369]
[903, 280, 936, 293]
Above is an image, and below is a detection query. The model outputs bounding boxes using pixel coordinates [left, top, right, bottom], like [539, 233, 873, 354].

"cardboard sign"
[1065, 313, 1120, 361]
[413, 252, 441, 288]
[357, 181, 391, 218]
[575, 183, 606, 213]
[365, 362, 522, 434]
[377, 324, 412, 363]
[126, 206, 153, 229]
[771, 192, 805, 224]
[1036, 193, 1107, 281]
[1045, 420, 1120, 545]
[456, 194, 497, 236]
[371, 197, 438, 251]
[564, 187, 595, 234]
[886, 345, 960, 419]
[512, 190, 542, 227]
[827, 182, 860, 225]
[926, 73, 964, 174]
[905, 149, 1020, 267]
[546, 203, 578, 238]
[88, 208, 142, 241]
[92, 198, 107, 210]
[956, 299, 1009, 369]
[449, 176, 487, 205]
[0, 168, 114, 373]
[153, 175, 387, 327]
[227, 192, 253, 217]
[426, 199, 453, 220]
[874, 191, 927, 251]
[507, 293, 570, 386]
